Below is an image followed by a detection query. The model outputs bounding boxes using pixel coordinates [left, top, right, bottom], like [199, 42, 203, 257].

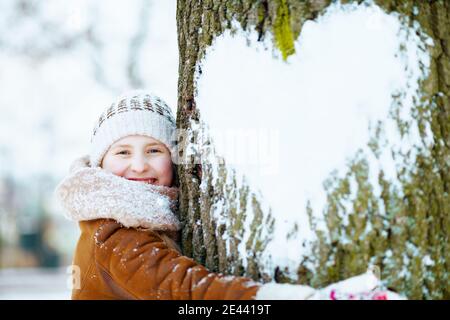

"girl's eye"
[117, 150, 130, 155]
[148, 148, 160, 154]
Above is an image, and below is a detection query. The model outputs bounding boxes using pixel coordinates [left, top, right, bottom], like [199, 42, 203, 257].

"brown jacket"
[72, 218, 261, 300]
[55, 156, 262, 300]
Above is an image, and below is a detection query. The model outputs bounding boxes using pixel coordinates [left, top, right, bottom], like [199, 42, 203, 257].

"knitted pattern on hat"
[89, 91, 177, 167]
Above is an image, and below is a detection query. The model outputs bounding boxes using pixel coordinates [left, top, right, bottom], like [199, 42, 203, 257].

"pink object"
[373, 292, 388, 300]
[330, 289, 337, 300]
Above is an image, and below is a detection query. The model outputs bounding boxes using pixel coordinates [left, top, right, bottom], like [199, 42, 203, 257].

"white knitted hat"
[89, 91, 177, 167]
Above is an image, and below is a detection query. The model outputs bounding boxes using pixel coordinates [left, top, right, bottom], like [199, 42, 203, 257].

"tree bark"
[176, 0, 449, 299]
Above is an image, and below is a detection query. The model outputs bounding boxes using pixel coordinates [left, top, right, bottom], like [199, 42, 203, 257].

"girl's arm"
[93, 219, 404, 300]
[93, 219, 264, 299]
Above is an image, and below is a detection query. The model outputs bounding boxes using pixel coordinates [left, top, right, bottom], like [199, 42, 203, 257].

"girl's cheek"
[104, 158, 129, 176]
[112, 164, 129, 177]
[156, 158, 174, 185]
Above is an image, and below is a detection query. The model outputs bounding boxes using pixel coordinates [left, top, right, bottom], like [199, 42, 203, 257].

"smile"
[127, 178, 157, 185]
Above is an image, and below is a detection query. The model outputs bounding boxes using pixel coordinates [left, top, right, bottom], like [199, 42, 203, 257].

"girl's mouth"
[127, 178, 158, 185]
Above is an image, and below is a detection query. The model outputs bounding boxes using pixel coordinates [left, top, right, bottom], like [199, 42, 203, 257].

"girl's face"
[101, 135, 173, 187]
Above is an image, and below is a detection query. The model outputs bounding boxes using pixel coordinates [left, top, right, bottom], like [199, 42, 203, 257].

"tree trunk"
[176, 0, 449, 299]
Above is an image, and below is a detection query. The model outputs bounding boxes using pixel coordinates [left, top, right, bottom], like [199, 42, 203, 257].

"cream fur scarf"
[54, 155, 181, 232]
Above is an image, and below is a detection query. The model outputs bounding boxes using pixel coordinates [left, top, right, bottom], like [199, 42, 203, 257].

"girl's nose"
[130, 156, 150, 173]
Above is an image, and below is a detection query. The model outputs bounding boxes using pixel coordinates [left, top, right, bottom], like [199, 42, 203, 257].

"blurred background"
[0, 0, 178, 299]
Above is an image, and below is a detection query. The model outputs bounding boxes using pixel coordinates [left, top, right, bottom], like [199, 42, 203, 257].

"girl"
[55, 91, 403, 300]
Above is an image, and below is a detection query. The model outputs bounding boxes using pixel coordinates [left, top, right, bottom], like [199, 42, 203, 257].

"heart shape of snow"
[195, 2, 430, 271]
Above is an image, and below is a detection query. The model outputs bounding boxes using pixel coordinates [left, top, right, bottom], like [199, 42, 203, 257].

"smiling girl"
[55, 91, 266, 299]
